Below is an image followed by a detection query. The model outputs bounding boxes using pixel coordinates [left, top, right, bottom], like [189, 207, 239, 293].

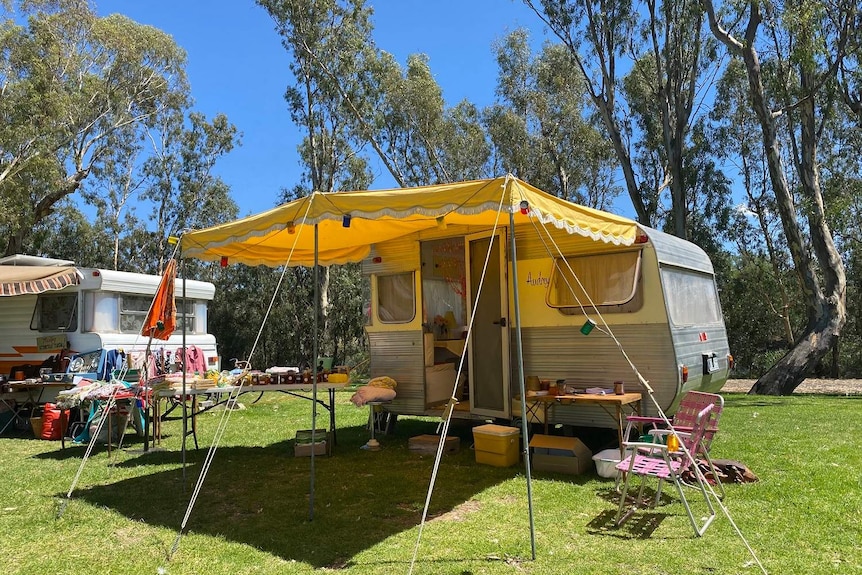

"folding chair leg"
[701, 455, 726, 500]
[615, 466, 637, 526]
[654, 478, 664, 505]
[670, 468, 716, 537]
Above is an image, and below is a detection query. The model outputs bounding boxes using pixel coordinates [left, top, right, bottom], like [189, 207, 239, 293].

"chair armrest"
[621, 440, 668, 455]
[625, 415, 663, 424]
[648, 429, 692, 440]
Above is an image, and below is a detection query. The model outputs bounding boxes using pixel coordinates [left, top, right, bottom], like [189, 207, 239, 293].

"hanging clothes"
[177, 345, 207, 374]
[98, 349, 126, 380]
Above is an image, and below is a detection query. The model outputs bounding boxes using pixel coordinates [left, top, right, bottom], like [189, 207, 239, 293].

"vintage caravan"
[363, 222, 730, 426]
[0, 254, 220, 379]
[179, 176, 730, 429]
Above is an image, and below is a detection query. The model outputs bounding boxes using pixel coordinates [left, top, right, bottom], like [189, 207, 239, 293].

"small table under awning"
[520, 392, 643, 457]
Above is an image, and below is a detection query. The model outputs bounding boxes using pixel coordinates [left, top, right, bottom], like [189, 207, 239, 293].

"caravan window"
[31, 293, 78, 332]
[119, 295, 198, 333]
[661, 267, 723, 326]
[376, 272, 415, 323]
[547, 250, 642, 312]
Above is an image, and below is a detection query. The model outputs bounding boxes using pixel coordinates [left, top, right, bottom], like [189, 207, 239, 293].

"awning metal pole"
[309, 223, 319, 521]
[181, 253, 188, 488]
[509, 208, 537, 560]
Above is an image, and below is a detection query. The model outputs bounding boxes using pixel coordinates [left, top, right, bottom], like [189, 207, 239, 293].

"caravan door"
[466, 230, 510, 419]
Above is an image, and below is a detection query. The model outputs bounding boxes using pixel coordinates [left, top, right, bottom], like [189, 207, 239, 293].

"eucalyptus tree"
[486, 29, 621, 209]
[710, 60, 799, 354]
[703, 0, 854, 393]
[256, 0, 492, 366]
[137, 111, 240, 275]
[257, 0, 377, 366]
[524, 0, 721, 237]
[0, 0, 189, 256]
[77, 131, 147, 270]
[26, 199, 114, 267]
[524, 0, 719, 238]
[371, 52, 490, 186]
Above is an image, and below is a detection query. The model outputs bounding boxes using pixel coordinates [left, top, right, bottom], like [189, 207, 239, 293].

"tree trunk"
[831, 336, 840, 378]
[750, 306, 842, 394]
[705, 1, 847, 395]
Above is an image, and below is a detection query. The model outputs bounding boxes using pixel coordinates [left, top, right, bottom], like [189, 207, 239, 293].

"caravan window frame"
[660, 265, 723, 327]
[30, 293, 78, 332]
[118, 294, 197, 334]
[546, 249, 643, 313]
[376, 272, 416, 324]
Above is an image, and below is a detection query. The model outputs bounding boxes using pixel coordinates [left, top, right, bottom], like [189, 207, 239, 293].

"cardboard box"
[295, 429, 330, 456]
[295, 441, 328, 457]
[408, 434, 460, 455]
[472, 424, 520, 467]
[529, 434, 592, 475]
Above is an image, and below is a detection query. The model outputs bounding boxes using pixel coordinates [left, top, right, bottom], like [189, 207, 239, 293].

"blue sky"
[97, 1, 546, 218]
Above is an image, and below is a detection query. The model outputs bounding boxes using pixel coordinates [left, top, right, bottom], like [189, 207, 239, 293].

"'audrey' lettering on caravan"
[525, 271, 549, 287]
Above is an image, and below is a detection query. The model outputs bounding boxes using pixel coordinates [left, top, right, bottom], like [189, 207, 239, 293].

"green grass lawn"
[0, 391, 859, 575]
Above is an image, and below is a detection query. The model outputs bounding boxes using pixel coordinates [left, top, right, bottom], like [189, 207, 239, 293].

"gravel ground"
[722, 378, 862, 395]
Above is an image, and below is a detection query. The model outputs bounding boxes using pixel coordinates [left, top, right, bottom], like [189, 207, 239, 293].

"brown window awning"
[0, 266, 81, 296]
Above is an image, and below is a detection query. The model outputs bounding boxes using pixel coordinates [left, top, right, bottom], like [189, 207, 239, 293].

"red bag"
[40, 403, 65, 440]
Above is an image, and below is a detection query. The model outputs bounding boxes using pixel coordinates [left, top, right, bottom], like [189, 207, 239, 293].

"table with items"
[151, 377, 349, 448]
[519, 390, 642, 457]
[0, 379, 75, 436]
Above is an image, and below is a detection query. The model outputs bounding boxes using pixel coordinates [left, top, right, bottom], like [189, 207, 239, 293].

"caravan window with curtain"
[119, 295, 197, 333]
[30, 293, 78, 332]
[547, 250, 642, 313]
[376, 272, 415, 323]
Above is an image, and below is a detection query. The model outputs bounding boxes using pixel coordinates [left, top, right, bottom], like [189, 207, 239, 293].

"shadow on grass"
[58, 418, 529, 568]
[722, 396, 791, 409]
[586, 508, 667, 539]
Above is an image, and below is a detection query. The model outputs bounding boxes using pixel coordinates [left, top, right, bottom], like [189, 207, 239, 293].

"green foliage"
[721, 254, 808, 377]
[208, 263, 367, 372]
[486, 29, 620, 208]
[0, 1, 190, 255]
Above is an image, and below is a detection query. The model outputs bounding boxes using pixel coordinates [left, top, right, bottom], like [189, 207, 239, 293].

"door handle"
[493, 318, 507, 327]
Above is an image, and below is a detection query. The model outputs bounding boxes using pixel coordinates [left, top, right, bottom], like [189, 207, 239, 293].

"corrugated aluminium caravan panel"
[513, 323, 678, 419]
[363, 239, 420, 275]
[647, 228, 714, 273]
[669, 324, 729, 395]
[367, 330, 426, 415]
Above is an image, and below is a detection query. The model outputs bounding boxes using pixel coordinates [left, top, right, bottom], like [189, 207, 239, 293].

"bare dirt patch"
[722, 378, 862, 395]
[428, 498, 482, 522]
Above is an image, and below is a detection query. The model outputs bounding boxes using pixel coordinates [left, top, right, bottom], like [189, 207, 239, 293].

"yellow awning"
[180, 176, 638, 267]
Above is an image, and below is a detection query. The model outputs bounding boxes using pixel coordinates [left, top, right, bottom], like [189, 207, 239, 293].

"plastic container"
[472, 424, 520, 467]
[592, 448, 633, 479]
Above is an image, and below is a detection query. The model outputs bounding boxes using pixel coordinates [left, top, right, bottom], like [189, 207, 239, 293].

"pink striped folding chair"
[614, 403, 719, 536]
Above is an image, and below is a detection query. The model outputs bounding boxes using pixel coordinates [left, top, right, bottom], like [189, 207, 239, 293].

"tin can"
[614, 381, 625, 395]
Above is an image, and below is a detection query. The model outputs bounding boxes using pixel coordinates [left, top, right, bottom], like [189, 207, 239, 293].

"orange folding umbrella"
[141, 259, 177, 341]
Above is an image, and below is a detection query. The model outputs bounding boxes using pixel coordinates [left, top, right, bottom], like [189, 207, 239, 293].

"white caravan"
[0, 254, 219, 380]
